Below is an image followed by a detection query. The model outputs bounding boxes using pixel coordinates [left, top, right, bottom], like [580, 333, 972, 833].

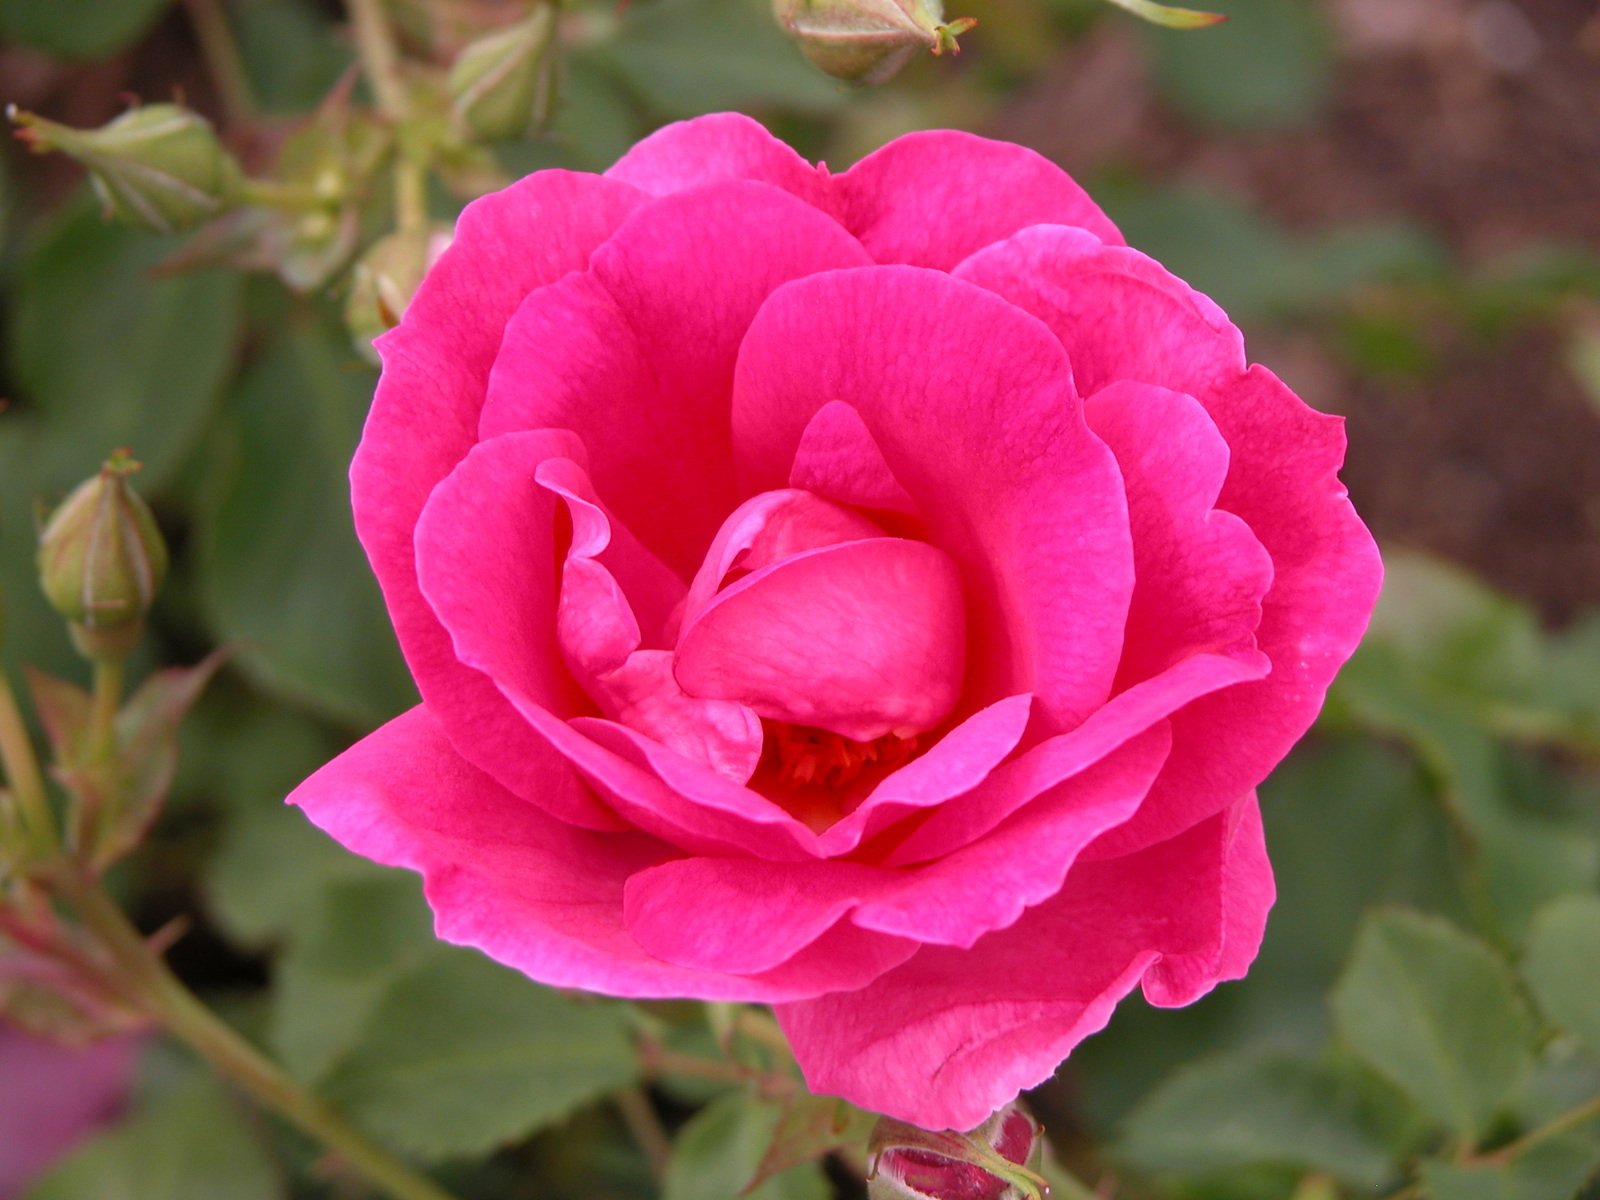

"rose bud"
[346, 224, 454, 362]
[869, 1107, 1045, 1200]
[773, 0, 974, 84]
[448, 7, 559, 143]
[9, 104, 240, 234]
[38, 451, 168, 662]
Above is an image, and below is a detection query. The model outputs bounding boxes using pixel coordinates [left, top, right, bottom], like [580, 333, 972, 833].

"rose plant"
[290, 113, 1382, 1131]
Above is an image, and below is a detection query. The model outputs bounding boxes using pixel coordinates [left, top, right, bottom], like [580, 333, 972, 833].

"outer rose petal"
[606, 112, 831, 209]
[954, 224, 1245, 398]
[836, 132, 1123, 268]
[288, 707, 919, 1001]
[1091, 368, 1383, 858]
[733, 266, 1134, 732]
[355, 171, 646, 830]
[774, 804, 1251, 1130]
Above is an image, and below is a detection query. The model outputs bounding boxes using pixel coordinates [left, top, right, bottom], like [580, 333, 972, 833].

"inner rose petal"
[674, 493, 967, 744]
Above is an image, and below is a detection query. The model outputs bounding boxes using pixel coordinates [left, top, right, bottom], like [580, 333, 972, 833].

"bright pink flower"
[289, 114, 1381, 1130]
[0, 1025, 141, 1198]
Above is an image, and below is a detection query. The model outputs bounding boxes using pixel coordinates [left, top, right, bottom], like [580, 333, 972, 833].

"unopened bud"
[38, 451, 168, 662]
[449, 7, 559, 142]
[10, 103, 241, 234]
[773, 0, 974, 84]
[869, 1106, 1045, 1200]
[345, 224, 453, 362]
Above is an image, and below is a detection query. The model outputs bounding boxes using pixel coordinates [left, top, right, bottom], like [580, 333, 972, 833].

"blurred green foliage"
[3, 0, 1599, 1198]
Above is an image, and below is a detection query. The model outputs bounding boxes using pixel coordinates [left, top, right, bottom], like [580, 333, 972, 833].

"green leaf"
[1102, 0, 1224, 29]
[269, 873, 436, 1083]
[603, 0, 845, 118]
[0, 0, 171, 60]
[1420, 1136, 1600, 1200]
[1522, 895, 1600, 1059]
[662, 1091, 831, 1200]
[26, 1072, 281, 1200]
[1145, 0, 1333, 130]
[232, 0, 354, 114]
[1116, 1053, 1398, 1189]
[1, 195, 241, 677]
[1331, 910, 1536, 1141]
[195, 317, 414, 727]
[319, 950, 639, 1161]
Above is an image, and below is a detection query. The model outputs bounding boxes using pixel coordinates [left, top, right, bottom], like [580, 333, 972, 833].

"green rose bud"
[773, 0, 973, 84]
[9, 103, 241, 234]
[38, 451, 169, 662]
[345, 224, 453, 362]
[449, 7, 559, 142]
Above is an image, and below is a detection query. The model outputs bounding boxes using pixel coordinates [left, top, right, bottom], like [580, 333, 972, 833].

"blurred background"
[1, 1, 1598, 1197]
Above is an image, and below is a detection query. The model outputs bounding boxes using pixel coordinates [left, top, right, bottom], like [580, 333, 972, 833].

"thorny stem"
[0, 673, 55, 855]
[54, 871, 460, 1200]
[181, 0, 258, 123]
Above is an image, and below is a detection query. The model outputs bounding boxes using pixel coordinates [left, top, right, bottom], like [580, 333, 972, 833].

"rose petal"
[289, 706, 915, 1000]
[484, 179, 871, 577]
[675, 536, 967, 741]
[954, 224, 1245, 398]
[413, 430, 616, 828]
[354, 172, 646, 829]
[734, 266, 1133, 731]
[774, 806, 1236, 1130]
[836, 132, 1123, 269]
[788, 401, 919, 519]
[1084, 381, 1274, 689]
[606, 111, 831, 209]
[621, 726, 1168, 974]
[1090, 368, 1383, 858]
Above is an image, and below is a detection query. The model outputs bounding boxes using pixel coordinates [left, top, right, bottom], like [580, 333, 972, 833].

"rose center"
[761, 719, 918, 791]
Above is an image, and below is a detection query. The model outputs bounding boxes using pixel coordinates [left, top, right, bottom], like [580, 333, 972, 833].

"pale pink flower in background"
[291, 113, 1382, 1129]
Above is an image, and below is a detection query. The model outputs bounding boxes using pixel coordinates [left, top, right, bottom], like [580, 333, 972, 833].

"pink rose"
[290, 114, 1381, 1130]
[0, 1025, 141, 1198]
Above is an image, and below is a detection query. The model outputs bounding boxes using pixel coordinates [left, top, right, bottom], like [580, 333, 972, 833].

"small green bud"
[38, 451, 169, 662]
[449, 8, 559, 142]
[10, 103, 241, 233]
[773, 0, 972, 84]
[345, 224, 453, 362]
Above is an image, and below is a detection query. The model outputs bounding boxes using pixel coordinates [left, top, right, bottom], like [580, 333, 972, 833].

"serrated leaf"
[318, 950, 638, 1161]
[662, 1091, 831, 1200]
[1522, 895, 1600, 1059]
[1117, 1054, 1398, 1189]
[195, 320, 414, 727]
[269, 873, 436, 1084]
[1332, 911, 1535, 1141]
[25, 1072, 281, 1200]
[1421, 1136, 1600, 1200]
[1102, 0, 1224, 29]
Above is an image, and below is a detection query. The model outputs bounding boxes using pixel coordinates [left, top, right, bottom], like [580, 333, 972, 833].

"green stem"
[0, 672, 55, 855]
[612, 1088, 671, 1180]
[394, 157, 427, 234]
[89, 658, 121, 764]
[181, 0, 258, 123]
[60, 875, 459, 1200]
[1477, 1090, 1600, 1166]
[347, 0, 410, 119]
[237, 177, 326, 211]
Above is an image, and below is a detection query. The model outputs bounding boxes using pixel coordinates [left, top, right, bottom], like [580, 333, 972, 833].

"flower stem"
[89, 658, 122, 764]
[347, 0, 409, 120]
[181, 0, 258, 124]
[1477, 1090, 1600, 1166]
[613, 1087, 671, 1180]
[0, 672, 56, 855]
[59, 874, 459, 1200]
